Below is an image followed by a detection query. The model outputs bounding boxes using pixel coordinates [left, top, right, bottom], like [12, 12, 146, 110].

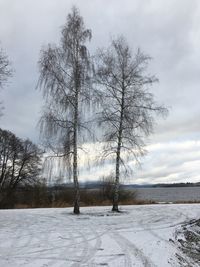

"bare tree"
[38, 7, 92, 214]
[95, 37, 168, 212]
[0, 128, 42, 207]
[0, 47, 12, 116]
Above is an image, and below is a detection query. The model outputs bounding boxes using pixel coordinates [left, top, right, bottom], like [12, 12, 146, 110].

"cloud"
[131, 140, 200, 184]
[55, 140, 200, 185]
[0, 0, 200, 183]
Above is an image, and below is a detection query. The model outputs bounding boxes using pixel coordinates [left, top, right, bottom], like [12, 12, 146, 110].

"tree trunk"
[112, 145, 120, 212]
[73, 81, 80, 215]
[73, 132, 80, 214]
[112, 82, 125, 212]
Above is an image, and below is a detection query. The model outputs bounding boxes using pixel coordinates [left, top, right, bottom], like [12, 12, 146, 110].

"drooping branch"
[37, 7, 93, 214]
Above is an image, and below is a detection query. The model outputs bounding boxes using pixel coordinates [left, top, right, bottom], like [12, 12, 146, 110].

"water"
[135, 187, 200, 202]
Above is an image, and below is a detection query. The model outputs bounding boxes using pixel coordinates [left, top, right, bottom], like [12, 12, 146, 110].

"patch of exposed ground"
[173, 218, 200, 267]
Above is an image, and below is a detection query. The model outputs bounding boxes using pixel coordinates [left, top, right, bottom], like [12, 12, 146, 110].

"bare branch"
[94, 36, 168, 211]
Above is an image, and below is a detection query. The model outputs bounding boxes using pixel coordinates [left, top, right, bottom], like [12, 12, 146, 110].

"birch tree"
[38, 7, 92, 214]
[95, 37, 168, 212]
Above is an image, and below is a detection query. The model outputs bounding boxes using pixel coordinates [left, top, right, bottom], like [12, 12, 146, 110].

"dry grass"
[9, 187, 200, 209]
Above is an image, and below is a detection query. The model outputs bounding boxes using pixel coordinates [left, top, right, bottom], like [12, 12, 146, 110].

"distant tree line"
[153, 182, 200, 188]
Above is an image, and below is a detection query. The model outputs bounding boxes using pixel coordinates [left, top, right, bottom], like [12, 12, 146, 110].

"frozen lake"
[135, 186, 200, 202]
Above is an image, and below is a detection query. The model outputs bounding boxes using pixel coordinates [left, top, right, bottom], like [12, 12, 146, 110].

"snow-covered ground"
[0, 204, 200, 267]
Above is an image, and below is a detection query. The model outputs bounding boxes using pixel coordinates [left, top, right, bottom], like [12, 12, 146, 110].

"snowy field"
[0, 204, 200, 267]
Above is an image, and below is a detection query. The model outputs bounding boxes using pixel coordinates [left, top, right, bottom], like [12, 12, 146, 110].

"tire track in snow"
[1, 206, 198, 266]
[110, 231, 156, 267]
[4, 212, 78, 266]
[70, 217, 103, 267]
[11, 213, 60, 266]
[5, 213, 50, 262]
[37, 213, 83, 267]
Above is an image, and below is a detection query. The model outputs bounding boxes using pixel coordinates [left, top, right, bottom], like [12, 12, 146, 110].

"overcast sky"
[0, 0, 200, 184]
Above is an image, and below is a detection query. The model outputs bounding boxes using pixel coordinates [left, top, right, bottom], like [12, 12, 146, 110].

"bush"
[0, 182, 139, 209]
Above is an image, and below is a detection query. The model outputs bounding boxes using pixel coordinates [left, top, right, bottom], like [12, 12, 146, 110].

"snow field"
[0, 204, 200, 266]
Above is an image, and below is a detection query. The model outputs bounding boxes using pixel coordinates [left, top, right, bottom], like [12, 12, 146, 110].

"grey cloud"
[131, 141, 200, 184]
[0, 0, 200, 183]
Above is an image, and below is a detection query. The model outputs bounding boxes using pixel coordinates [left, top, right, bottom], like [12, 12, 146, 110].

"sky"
[0, 0, 200, 184]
